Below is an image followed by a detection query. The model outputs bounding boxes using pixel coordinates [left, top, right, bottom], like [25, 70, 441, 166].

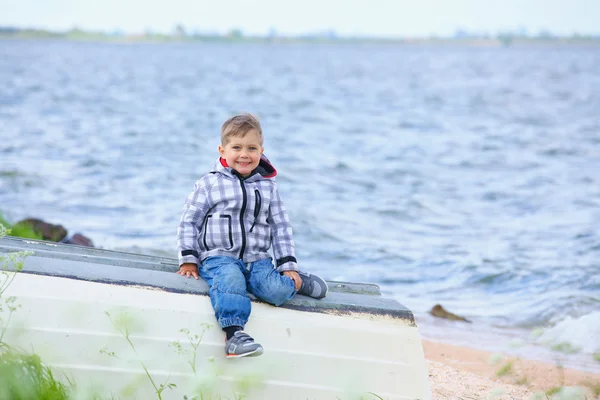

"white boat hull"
[1, 237, 431, 399]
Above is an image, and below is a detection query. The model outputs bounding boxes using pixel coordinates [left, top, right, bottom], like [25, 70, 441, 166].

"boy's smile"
[218, 130, 264, 177]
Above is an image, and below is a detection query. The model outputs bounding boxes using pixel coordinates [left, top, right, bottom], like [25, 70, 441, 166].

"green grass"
[104, 310, 183, 399]
[1, 225, 73, 399]
[551, 342, 581, 354]
[0, 213, 43, 240]
[0, 343, 72, 400]
[495, 361, 513, 377]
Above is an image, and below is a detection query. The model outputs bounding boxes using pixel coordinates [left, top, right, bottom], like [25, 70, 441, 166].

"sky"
[0, 0, 599, 37]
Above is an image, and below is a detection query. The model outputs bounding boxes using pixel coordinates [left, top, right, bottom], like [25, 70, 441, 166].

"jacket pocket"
[203, 214, 234, 250]
[249, 190, 262, 233]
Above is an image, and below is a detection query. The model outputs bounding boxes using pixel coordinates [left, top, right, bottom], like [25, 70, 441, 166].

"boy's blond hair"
[221, 113, 263, 145]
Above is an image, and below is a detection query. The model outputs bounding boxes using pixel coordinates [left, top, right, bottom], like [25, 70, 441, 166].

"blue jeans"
[199, 256, 296, 328]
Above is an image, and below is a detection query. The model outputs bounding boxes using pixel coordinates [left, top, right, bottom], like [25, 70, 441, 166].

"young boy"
[176, 113, 328, 358]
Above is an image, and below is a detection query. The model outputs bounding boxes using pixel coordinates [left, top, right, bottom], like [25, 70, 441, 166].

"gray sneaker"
[225, 331, 263, 358]
[297, 271, 328, 299]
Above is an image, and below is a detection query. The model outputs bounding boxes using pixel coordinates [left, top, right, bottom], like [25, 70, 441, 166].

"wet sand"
[423, 339, 600, 399]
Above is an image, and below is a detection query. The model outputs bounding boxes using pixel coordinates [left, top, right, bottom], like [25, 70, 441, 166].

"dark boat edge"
[0, 236, 416, 325]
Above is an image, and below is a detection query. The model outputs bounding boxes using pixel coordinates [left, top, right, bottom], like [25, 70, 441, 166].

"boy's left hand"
[283, 271, 302, 291]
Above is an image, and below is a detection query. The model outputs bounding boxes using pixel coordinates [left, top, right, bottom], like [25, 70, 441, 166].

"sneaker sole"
[226, 347, 264, 358]
[299, 277, 328, 299]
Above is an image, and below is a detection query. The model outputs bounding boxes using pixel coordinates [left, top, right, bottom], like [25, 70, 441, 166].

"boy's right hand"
[177, 263, 199, 279]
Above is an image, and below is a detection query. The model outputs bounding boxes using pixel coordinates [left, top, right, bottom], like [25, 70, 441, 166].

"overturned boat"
[0, 236, 431, 399]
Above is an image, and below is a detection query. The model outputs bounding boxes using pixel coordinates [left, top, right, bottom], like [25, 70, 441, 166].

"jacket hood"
[213, 154, 277, 179]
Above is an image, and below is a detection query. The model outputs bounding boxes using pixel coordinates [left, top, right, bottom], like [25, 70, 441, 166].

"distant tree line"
[1, 25, 599, 45]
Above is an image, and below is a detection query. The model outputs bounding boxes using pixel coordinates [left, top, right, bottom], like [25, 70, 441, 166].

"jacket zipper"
[249, 190, 262, 233]
[238, 177, 248, 260]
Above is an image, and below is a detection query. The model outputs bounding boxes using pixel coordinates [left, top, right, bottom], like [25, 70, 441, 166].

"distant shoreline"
[2, 36, 600, 47]
[1, 27, 599, 46]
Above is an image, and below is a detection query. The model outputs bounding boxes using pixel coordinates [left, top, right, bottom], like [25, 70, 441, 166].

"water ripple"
[0, 41, 599, 356]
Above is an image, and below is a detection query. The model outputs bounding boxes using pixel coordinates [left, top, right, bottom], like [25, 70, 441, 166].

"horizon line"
[2, 24, 600, 40]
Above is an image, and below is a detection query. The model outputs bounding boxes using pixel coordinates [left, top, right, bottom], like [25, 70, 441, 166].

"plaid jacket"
[177, 155, 298, 272]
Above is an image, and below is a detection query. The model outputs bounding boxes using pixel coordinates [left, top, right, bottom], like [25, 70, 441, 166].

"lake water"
[1, 39, 599, 371]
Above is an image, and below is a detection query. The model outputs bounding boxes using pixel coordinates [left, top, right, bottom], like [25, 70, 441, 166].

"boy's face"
[219, 129, 264, 177]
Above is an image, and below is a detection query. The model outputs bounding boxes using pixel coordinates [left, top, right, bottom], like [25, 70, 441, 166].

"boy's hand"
[177, 263, 199, 279]
[283, 270, 302, 291]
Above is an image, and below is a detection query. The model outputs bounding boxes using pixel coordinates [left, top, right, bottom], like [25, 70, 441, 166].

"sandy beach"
[422, 339, 600, 399]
